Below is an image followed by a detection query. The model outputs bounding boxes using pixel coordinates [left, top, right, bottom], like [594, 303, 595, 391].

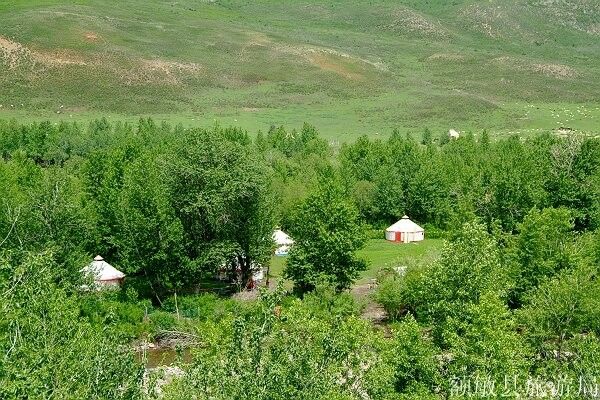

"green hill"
[1, 0, 599, 139]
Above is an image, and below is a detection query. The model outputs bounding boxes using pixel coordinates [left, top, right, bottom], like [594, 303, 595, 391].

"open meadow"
[269, 238, 443, 283]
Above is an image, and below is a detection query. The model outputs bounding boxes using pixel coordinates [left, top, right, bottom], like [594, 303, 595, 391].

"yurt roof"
[386, 215, 424, 233]
[273, 229, 294, 246]
[81, 255, 125, 281]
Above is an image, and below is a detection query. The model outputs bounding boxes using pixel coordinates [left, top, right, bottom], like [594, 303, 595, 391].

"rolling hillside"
[1, 0, 599, 139]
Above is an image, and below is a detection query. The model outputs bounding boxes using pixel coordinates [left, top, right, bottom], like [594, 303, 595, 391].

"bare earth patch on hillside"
[1, 35, 86, 69]
[244, 31, 271, 47]
[32, 50, 87, 67]
[0, 36, 29, 68]
[426, 53, 464, 61]
[386, 7, 449, 38]
[532, 0, 600, 36]
[1, 34, 203, 85]
[118, 59, 204, 85]
[461, 4, 526, 39]
[242, 31, 385, 80]
[532, 63, 577, 78]
[84, 31, 100, 42]
[305, 52, 364, 80]
[492, 56, 577, 79]
[275, 43, 387, 79]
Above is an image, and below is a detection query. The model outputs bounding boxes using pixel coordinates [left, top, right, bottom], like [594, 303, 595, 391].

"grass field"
[268, 238, 443, 284]
[1, 0, 599, 140]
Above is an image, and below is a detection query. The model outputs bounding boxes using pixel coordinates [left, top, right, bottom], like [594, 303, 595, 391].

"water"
[137, 347, 193, 368]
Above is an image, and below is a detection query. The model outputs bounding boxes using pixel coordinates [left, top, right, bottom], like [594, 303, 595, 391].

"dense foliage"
[285, 172, 367, 294]
[0, 251, 143, 399]
[1, 118, 599, 399]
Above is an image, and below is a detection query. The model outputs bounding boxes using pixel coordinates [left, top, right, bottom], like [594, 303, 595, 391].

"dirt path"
[351, 280, 387, 326]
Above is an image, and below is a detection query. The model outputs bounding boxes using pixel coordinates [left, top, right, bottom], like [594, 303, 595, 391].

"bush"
[366, 228, 386, 240]
[302, 284, 363, 318]
[78, 291, 152, 341]
[162, 293, 240, 321]
[0, 251, 143, 399]
[148, 311, 179, 333]
[373, 264, 429, 321]
[373, 273, 404, 321]
[422, 224, 447, 239]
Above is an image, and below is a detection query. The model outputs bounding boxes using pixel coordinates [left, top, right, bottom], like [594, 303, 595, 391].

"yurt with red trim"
[385, 215, 424, 243]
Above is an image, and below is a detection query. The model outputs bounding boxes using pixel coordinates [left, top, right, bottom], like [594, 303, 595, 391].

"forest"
[1, 118, 600, 399]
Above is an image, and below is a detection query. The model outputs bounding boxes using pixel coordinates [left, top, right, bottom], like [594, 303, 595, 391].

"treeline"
[1, 118, 599, 294]
[340, 130, 600, 232]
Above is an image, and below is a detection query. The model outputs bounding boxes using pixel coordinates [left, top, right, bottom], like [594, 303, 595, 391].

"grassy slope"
[0, 0, 599, 140]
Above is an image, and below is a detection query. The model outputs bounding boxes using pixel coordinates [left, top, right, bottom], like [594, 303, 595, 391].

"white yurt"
[273, 229, 294, 256]
[448, 129, 460, 139]
[81, 255, 125, 288]
[385, 215, 424, 243]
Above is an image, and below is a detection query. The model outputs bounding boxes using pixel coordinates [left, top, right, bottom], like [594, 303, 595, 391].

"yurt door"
[395, 232, 402, 242]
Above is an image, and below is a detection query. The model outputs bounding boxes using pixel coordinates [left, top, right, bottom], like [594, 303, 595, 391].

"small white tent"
[448, 129, 460, 140]
[385, 216, 424, 243]
[273, 229, 294, 256]
[81, 255, 125, 288]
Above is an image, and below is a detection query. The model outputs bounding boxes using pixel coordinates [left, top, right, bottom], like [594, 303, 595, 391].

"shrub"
[373, 273, 404, 321]
[162, 293, 240, 321]
[373, 264, 429, 321]
[0, 251, 143, 399]
[148, 311, 179, 333]
[78, 291, 152, 341]
[302, 284, 363, 318]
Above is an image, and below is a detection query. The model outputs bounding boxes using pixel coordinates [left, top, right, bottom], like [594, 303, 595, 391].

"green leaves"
[164, 127, 275, 287]
[509, 207, 575, 306]
[162, 288, 397, 400]
[0, 251, 143, 400]
[285, 174, 368, 294]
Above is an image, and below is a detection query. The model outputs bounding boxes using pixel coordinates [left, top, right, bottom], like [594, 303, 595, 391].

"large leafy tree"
[487, 136, 549, 231]
[165, 127, 274, 288]
[508, 207, 574, 306]
[285, 172, 367, 294]
[518, 263, 600, 354]
[112, 152, 188, 297]
[414, 222, 509, 336]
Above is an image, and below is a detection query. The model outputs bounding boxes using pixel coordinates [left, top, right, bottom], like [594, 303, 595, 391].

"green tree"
[518, 263, 600, 354]
[421, 128, 432, 146]
[165, 127, 274, 288]
[113, 153, 188, 298]
[444, 293, 530, 380]
[408, 222, 510, 343]
[0, 251, 143, 399]
[487, 136, 549, 231]
[387, 315, 442, 396]
[508, 207, 574, 306]
[285, 173, 367, 294]
[162, 287, 397, 400]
